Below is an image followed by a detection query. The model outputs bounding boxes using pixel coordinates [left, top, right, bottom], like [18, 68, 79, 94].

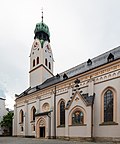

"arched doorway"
[36, 117, 46, 138]
[40, 126, 45, 137]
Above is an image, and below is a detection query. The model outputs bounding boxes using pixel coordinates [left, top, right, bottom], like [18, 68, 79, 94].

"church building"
[13, 16, 120, 142]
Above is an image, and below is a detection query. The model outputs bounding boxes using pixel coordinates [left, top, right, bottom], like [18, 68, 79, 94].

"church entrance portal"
[40, 126, 45, 137]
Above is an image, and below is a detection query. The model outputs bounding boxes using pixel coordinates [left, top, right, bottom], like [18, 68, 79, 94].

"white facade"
[13, 20, 120, 142]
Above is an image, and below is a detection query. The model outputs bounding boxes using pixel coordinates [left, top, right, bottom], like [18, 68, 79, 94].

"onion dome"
[34, 22, 50, 42]
[34, 22, 50, 37]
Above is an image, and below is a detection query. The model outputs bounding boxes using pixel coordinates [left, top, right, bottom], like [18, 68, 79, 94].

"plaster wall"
[27, 101, 36, 136]
[43, 41, 53, 73]
[56, 127, 65, 136]
[93, 77, 120, 137]
[29, 68, 42, 88]
[30, 38, 42, 70]
[16, 104, 25, 136]
[69, 126, 91, 137]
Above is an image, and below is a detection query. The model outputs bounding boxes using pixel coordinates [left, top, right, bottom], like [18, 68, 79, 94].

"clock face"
[33, 41, 39, 50]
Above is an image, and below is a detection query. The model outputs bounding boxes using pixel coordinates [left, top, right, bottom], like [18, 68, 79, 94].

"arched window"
[33, 59, 35, 67]
[19, 109, 24, 123]
[104, 90, 113, 122]
[49, 62, 51, 70]
[37, 57, 39, 65]
[60, 101, 65, 125]
[45, 58, 47, 66]
[31, 107, 36, 121]
[72, 111, 84, 125]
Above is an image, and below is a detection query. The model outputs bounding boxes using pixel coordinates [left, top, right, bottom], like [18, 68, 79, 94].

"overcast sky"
[0, 0, 120, 109]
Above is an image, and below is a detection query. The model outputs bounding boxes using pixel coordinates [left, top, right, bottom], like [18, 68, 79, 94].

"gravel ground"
[0, 137, 119, 144]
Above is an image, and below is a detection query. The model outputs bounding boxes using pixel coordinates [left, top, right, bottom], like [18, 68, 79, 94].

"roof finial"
[41, 7, 43, 23]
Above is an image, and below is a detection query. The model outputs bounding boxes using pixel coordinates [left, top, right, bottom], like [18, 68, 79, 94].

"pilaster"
[36, 96, 40, 113]
[88, 78, 94, 95]
[50, 91, 55, 138]
[65, 110, 69, 137]
[65, 85, 71, 138]
[24, 100, 28, 136]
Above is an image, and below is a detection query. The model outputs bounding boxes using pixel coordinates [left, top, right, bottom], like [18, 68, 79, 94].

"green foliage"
[0, 112, 14, 129]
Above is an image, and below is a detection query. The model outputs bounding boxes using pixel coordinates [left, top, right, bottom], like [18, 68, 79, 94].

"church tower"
[29, 13, 54, 88]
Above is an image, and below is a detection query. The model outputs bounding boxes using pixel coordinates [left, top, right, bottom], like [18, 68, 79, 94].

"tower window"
[45, 58, 47, 66]
[49, 62, 51, 69]
[33, 59, 35, 67]
[37, 57, 39, 65]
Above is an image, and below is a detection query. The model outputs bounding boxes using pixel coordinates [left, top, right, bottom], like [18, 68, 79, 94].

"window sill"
[99, 121, 118, 126]
[57, 125, 65, 128]
[69, 124, 87, 126]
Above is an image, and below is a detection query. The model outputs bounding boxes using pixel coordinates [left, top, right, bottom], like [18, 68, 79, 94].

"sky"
[0, 0, 120, 109]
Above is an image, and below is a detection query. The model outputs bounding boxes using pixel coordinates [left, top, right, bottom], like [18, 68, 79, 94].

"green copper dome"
[34, 22, 50, 37]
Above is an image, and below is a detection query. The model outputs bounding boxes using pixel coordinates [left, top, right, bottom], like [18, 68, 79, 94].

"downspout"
[91, 93, 95, 141]
[54, 86, 56, 139]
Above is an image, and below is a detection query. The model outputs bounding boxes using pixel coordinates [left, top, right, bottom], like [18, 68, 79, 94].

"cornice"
[29, 64, 54, 76]
[16, 59, 120, 103]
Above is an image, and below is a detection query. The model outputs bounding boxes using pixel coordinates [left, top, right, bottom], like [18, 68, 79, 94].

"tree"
[0, 112, 14, 136]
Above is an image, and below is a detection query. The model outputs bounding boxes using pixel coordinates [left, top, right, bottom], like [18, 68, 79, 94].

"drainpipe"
[91, 93, 95, 140]
[54, 86, 56, 139]
[91, 103, 93, 139]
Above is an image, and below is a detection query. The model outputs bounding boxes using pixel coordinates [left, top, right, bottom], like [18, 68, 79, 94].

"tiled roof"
[61, 46, 120, 78]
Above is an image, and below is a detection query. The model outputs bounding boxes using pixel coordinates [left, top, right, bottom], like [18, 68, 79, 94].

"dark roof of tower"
[34, 22, 50, 37]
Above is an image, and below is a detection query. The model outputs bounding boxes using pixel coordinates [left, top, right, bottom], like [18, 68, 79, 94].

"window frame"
[60, 100, 65, 126]
[104, 90, 113, 122]
[100, 87, 117, 125]
[68, 106, 86, 126]
[72, 110, 84, 125]
[19, 109, 24, 124]
[57, 99, 66, 127]
[31, 106, 36, 122]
